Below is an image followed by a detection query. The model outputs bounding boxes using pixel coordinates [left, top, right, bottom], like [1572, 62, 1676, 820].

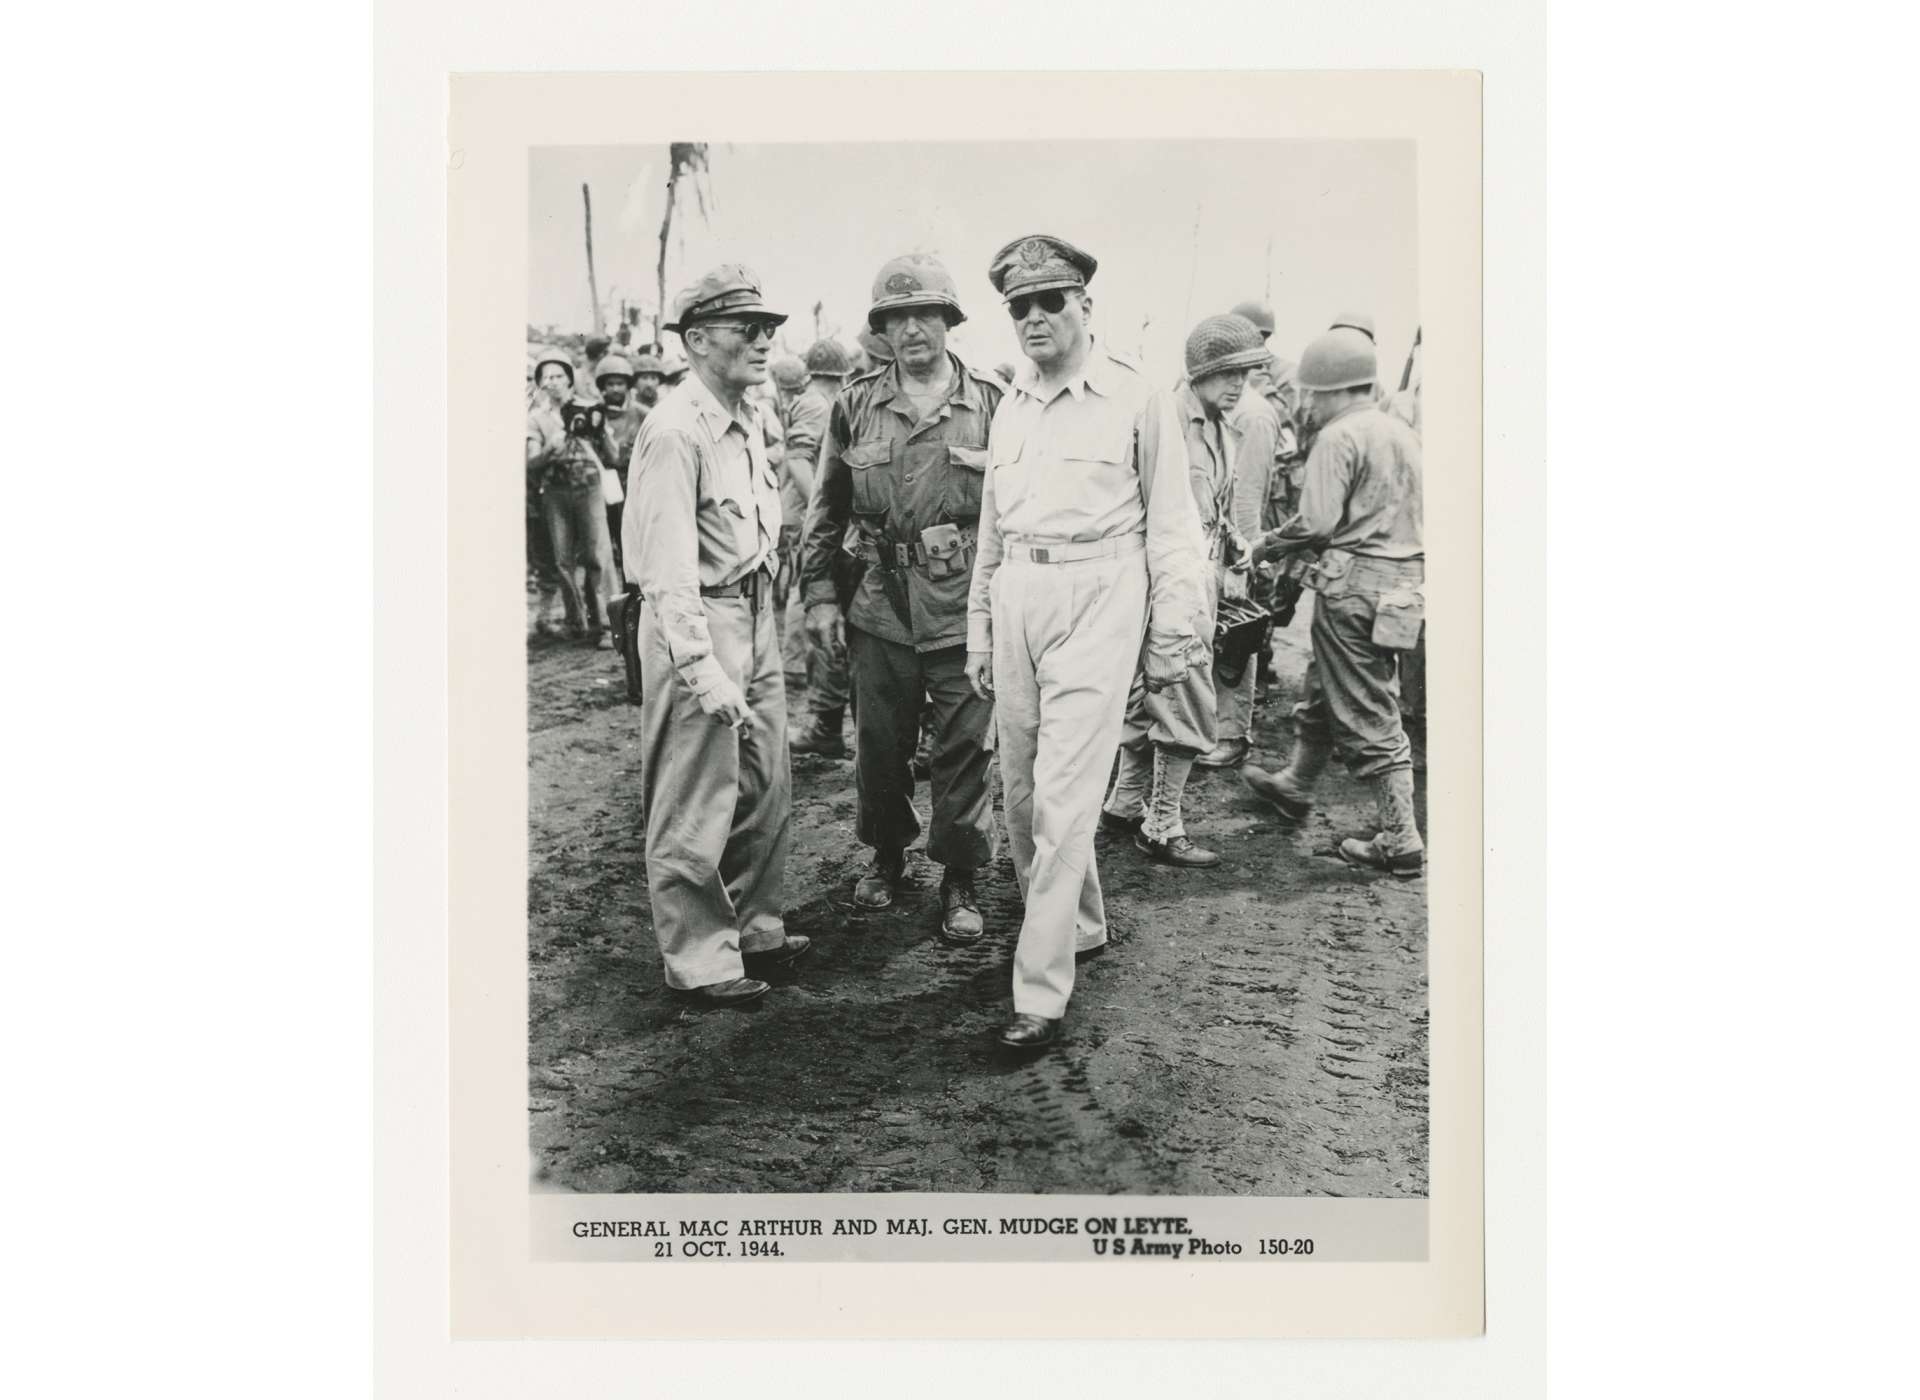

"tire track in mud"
[526, 628, 1429, 1199]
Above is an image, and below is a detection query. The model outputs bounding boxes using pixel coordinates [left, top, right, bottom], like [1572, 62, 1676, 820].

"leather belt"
[1004, 532, 1145, 565]
[700, 566, 772, 607]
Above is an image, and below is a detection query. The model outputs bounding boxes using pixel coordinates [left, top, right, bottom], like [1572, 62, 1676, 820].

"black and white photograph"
[522, 136, 1432, 1203]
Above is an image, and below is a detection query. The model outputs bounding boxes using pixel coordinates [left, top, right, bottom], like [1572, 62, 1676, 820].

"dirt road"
[528, 612, 1428, 1197]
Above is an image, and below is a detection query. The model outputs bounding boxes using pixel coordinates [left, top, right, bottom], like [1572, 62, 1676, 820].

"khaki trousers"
[992, 545, 1149, 1019]
[637, 587, 792, 989]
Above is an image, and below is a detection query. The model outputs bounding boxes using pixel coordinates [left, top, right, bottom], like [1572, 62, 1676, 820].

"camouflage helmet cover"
[803, 339, 852, 378]
[866, 252, 966, 332]
[769, 353, 808, 390]
[1184, 314, 1269, 380]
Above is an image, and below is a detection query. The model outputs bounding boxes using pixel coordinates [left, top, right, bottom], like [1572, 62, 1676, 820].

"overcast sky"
[530, 140, 1418, 388]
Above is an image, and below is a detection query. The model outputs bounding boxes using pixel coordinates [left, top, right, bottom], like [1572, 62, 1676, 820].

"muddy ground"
[528, 604, 1428, 1197]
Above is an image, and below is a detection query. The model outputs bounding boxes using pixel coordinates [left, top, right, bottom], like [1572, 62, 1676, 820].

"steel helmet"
[770, 354, 808, 391]
[593, 352, 635, 384]
[866, 253, 966, 332]
[1229, 300, 1276, 337]
[803, 339, 852, 379]
[1185, 314, 1269, 380]
[532, 348, 576, 386]
[1328, 311, 1376, 342]
[584, 334, 612, 359]
[858, 328, 896, 364]
[630, 351, 665, 377]
[1296, 327, 1378, 392]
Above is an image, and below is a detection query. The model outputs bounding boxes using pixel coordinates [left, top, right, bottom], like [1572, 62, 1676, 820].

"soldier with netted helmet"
[967, 233, 1209, 1053]
[777, 339, 854, 706]
[1242, 325, 1426, 878]
[1101, 312, 1267, 865]
[800, 252, 1005, 944]
[1194, 314, 1289, 772]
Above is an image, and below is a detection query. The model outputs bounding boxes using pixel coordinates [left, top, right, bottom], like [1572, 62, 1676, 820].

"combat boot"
[1241, 731, 1333, 825]
[1339, 769, 1425, 878]
[790, 707, 847, 758]
[853, 848, 907, 909]
[938, 868, 984, 944]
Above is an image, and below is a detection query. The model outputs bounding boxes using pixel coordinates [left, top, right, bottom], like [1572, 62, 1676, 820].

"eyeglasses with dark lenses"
[700, 320, 779, 344]
[1006, 290, 1069, 320]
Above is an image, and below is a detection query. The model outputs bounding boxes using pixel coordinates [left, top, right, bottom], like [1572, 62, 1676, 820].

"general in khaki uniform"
[1243, 326, 1426, 878]
[1102, 314, 1268, 865]
[623, 265, 810, 1006]
[966, 234, 1209, 1051]
[801, 255, 1004, 939]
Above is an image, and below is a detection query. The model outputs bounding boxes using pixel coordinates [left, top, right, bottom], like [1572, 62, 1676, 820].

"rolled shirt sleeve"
[1269, 426, 1356, 553]
[625, 426, 729, 696]
[1134, 390, 1208, 647]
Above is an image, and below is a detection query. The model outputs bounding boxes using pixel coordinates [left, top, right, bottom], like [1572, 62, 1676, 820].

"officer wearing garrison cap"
[966, 234, 1209, 1051]
[622, 264, 810, 1008]
[801, 253, 1004, 941]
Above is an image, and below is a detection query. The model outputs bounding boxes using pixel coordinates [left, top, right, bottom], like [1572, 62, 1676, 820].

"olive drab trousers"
[847, 629, 997, 870]
[1292, 559, 1423, 780]
[637, 582, 793, 989]
[992, 540, 1150, 1019]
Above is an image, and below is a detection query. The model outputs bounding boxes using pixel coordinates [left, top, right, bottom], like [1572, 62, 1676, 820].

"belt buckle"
[1031, 545, 1052, 564]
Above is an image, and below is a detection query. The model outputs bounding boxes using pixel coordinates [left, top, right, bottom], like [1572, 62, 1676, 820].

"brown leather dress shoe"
[853, 850, 906, 909]
[1133, 832, 1222, 867]
[1099, 809, 1143, 836]
[673, 976, 769, 1008]
[742, 934, 811, 977]
[998, 1013, 1061, 1050]
[938, 871, 984, 944]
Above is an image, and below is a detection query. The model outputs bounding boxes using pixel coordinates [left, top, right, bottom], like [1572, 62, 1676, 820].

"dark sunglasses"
[1006, 289, 1069, 320]
[699, 320, 779, 344]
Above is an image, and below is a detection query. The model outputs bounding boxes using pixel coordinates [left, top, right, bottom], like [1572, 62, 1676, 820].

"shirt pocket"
[945, 444, 988, 521]
[843, 440, 894, 518]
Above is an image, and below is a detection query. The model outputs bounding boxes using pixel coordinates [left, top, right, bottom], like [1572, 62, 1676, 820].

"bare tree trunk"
[582, 184, 603, 336]
[656, 163, 681, 340]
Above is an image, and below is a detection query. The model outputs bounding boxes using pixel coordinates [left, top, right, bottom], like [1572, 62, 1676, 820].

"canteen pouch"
[1371, 588, 1425, 650]
[919, 522, 973, 580]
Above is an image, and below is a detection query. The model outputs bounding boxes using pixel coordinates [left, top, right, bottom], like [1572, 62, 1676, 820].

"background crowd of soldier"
[524, 236, 1425, 1053]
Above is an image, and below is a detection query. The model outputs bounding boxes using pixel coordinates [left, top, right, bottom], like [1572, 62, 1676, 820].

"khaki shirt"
[969, 340, 1207, 653]
[622, 371, 783, 694]
[780, 384, 833, 526]
[1177, 384, 1240, 559]
[1229, 391, 1284, 537]
[602, 400, 648, 485]
[801, 352, 1002, 651]
[1269, 401, 1423, 562]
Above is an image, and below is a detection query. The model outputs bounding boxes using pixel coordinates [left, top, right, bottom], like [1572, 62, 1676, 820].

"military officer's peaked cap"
[987, 234, 1098, 300]
[663, 263, 789, 334]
